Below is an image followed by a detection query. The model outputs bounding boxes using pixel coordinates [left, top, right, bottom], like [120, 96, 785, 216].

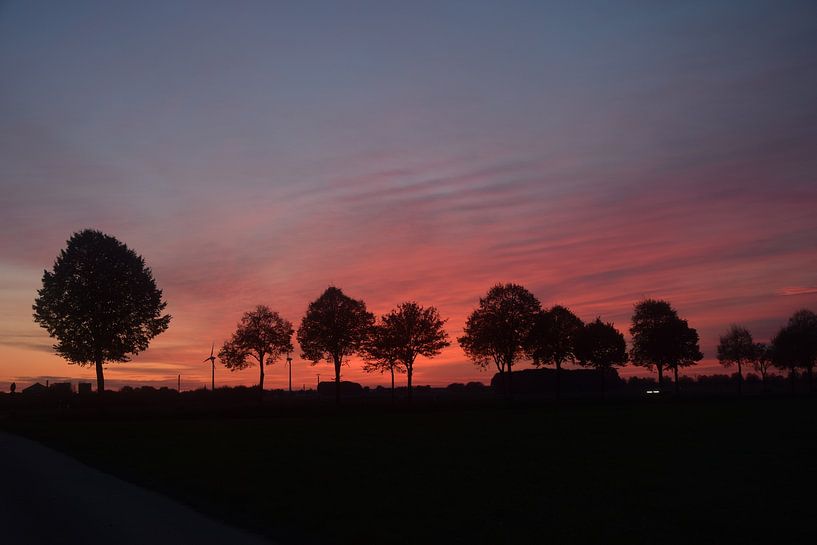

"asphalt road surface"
[0, 431, 274, 545]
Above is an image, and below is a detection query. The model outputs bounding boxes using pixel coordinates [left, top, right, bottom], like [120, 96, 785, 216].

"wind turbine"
[285, 352, 293, 393]
[204, 342, 216, 391]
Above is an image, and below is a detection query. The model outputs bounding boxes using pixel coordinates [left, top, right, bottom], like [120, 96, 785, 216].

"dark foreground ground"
[0, 431, 272, 544]
[3, 397, 816, 545]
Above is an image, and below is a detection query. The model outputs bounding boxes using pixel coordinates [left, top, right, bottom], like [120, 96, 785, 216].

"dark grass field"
[4, 397, 816, 545]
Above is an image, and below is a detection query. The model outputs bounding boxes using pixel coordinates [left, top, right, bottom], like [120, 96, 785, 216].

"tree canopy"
[219, 305, 294, 396]
[366, 301, 449, 402]
[297, 286, 375, 403]
[752, 342, 774, 387]
[717, 325, 755, 394]
[526, 305, 585, 369]
[362, 322, 406, 399]
[458, 283, 541, 397]
[525, 305, 584, 398]
[772, 309, 817, 390]
[33, 229, 170, 394]
[576, 318, 628, 370]
[575, 318, 628, 394]
[629, 299, 702, 392]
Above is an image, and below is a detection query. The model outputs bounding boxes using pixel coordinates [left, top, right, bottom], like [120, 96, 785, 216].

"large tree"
[772, 309, 817, 392]
[629, 299, 702, 395]
[219, 305, 294, 400]
[575, 318, 628, 396]
[297, 287, 375, 404]
[716, 325, 755, 396]
[368, 302, 449, 403]
[525, 305, 584, 399]
[33, 229, 171, 395]
[458, 283, 541, 398]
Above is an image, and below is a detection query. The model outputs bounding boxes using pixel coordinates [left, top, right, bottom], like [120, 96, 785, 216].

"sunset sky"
[1, 1, 816, 391]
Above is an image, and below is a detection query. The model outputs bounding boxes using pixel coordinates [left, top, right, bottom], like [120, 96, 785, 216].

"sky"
[1, 0, 816, 391]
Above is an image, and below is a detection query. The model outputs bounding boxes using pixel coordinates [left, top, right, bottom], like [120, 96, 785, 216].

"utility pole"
[177, 374, 181, 392]
[316, 373, 320, 392]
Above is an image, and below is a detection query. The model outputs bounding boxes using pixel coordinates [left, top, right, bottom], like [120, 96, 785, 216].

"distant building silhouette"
[51, 382, 72, 395]
[22, 382, 47, 395]
[317, 380, 363, 397]
[78, 382, 93, 395]
[490, 367, 625, 395]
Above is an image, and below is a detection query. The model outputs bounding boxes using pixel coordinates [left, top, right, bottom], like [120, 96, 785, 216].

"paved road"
[0, 431, 274, 545]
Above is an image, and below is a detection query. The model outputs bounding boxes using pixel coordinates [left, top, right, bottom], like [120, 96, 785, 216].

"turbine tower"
[204, 341, 216, 391]
[285, 352, 293, 393]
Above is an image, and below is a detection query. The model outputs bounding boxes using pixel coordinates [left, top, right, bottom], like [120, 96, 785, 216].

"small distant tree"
[458, 283, 541, 399]
[575, 318, 628, 396]
[525, 305, 584, 399]
[753, 342, 773, 391]
[33, 229, 171, 396]
[362, 323, 405, 404]
[716, 325, 755, 396]
[772, 309, 817, 392]
[219, 305, 294, 401]
[297, 287, 375, 404]
[630, 299, 702, 395]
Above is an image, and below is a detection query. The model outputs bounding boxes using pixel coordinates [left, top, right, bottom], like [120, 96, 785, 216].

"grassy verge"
[4, 398, 816, 544]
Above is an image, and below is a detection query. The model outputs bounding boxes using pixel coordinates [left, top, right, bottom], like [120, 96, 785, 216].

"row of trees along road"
[457, 284, 702, 398]
[31, 230, 817, 401]
[717, 310, 817, 395]
[208, 288, 452, 405]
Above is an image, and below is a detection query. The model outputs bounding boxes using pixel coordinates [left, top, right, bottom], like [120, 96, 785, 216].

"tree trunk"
[737, 360, 743, 396]
[555, 360, 562, 400]
[808, 366, 814, 393]
[407, 363, 413, 405]
[506, 359, 513, 401]
[334, 355, 341, 405]
[790, 369, 796, 393]
[761, 369, 767, 393]
[657, 365, 664, 389]
[673, 366, 679, 396]
[600, 366, 606, 399]
[258, 354, 265, 405]
[95, 358, 105, 397]
[390, 366, 395, 405]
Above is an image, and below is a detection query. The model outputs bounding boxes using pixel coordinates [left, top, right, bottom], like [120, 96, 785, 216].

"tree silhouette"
[629, 299, 702, 395]
[458, 283, 541, 399]
[33, 230, 170, 396]
[752, 342, 773, 391]
[772, 309, 817, 392]
[219, 305, 293, 401]
[716, 325, 755, 396]
[362, 322, 405, 403]
[525, 305, 584, 399]
[370, 302, 449, 404]
[297, 287, 375, 404]
[575, 318, 628, 396]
